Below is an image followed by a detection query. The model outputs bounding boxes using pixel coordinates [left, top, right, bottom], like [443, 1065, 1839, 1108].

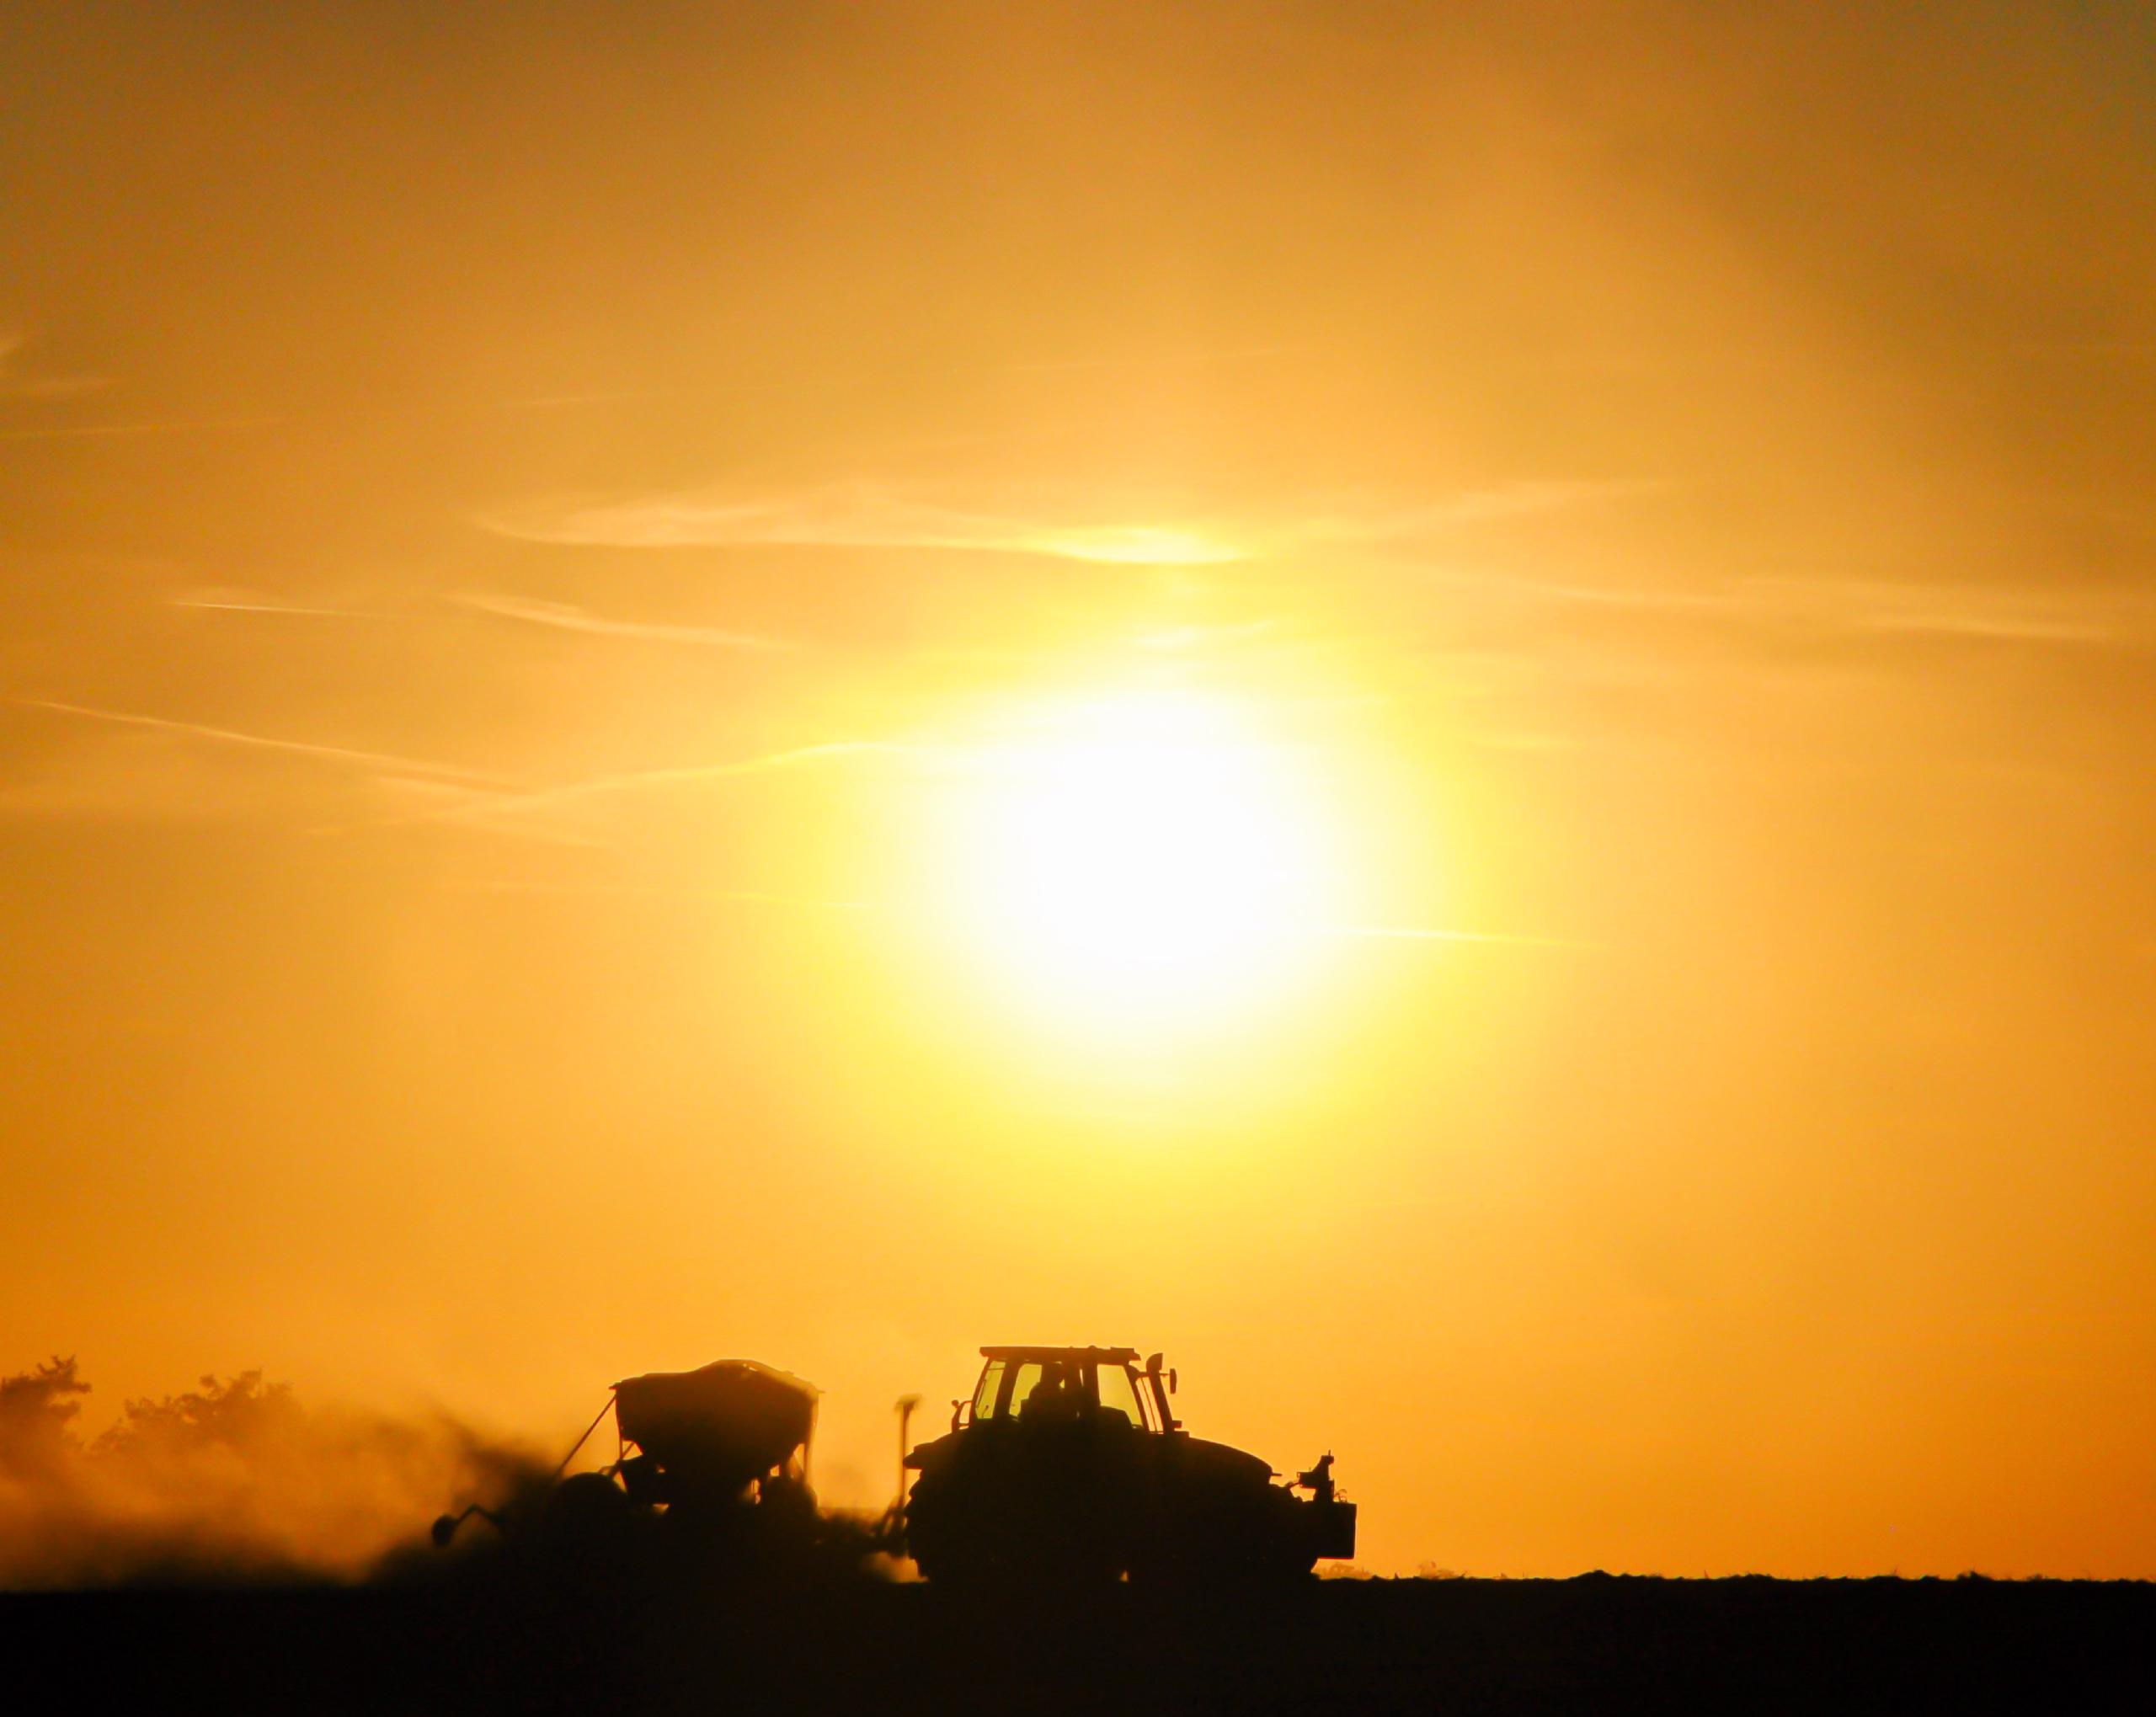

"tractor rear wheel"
[536, 1471, 637, 1559]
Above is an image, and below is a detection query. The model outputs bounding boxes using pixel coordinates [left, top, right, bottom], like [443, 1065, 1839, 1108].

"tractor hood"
[905, 1428, 959, 1474]
[906, 1427, 1276, 1488]
[1177, 1435, 1277, 1489]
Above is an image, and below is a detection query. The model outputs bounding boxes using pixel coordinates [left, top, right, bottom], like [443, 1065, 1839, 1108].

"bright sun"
[938, 691, 1341, 1034]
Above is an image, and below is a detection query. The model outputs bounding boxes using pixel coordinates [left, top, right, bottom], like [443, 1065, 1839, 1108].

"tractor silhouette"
[903, 1346, 1354, 1588]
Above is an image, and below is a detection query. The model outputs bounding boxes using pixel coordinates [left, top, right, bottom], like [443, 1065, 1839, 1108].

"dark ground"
[5, 1570, 2152, 1714]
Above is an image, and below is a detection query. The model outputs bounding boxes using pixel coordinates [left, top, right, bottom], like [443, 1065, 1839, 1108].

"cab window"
[1135, 1370, 1168, 1432]
[971, 1359, 1006, 1422]
[1003, 1362, 1043, 1420]
[1093, 1362, 1145, 1429]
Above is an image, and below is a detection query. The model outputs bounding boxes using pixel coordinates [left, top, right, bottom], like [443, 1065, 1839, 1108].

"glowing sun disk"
[943, 693, 1337, 1032]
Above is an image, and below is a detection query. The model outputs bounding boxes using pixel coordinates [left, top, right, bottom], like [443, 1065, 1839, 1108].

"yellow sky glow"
[3, 2, 2154, 1581]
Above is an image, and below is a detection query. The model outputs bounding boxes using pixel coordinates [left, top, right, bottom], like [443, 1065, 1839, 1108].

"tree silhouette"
[0, 1356, 89, 1474]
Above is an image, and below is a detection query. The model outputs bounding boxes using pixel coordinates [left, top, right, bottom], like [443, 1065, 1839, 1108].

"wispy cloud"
[13, 699, 505, 787]
[481, 475, 1660, 568]
[1299, 479, 1668, 541]
[1753, 576, 2137, 647]
[376, 738, 926, 838]
[482, 483, 1247, 566]
[0, 358, 652, 443]
[451, 592, 791, 652]
[15, 694, 919, 837]
[440, 878, 869, 911]
[1844, 598, 2120, 646]
[1424, 567, 2149, 648]
[430, 886, 1565, 947]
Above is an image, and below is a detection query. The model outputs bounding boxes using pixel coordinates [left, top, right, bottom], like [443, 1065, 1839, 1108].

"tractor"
[902, 1346, 1355, 1588]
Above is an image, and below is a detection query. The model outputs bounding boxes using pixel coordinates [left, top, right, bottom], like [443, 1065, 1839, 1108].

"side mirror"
[1167, 1368, 1177, 1395]
[430, 1513, 459, 1549]
[950, 1397, 965, 1433]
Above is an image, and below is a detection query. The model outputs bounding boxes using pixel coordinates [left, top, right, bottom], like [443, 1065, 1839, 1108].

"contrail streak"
[442, 878, 869, 911]
[172, 595, 400, 619]
[382, 739, 926, 833]
[13, 699, 508, 787]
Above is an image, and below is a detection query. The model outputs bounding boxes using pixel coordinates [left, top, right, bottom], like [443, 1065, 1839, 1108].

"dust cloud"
[0, 1356, 541, 1587]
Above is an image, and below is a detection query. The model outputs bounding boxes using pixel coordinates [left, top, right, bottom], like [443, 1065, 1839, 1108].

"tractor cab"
[956, 1345, 1180, 1435]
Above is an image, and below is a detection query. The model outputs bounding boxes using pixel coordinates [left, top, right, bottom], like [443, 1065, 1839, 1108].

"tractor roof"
[979, 1345, 1141, 1365]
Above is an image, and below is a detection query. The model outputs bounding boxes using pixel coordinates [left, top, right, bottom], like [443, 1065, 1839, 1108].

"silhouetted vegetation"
[0, 1358, 539, 1587]
[0, 1356, 89, 1473]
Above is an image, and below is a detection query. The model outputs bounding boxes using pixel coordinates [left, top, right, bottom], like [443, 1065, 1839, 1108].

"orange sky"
[4, 2, 2154, 1576]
